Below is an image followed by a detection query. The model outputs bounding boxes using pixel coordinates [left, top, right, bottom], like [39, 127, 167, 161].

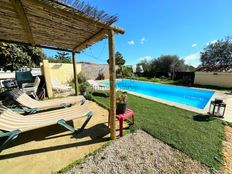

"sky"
[43, 0, 232, 67]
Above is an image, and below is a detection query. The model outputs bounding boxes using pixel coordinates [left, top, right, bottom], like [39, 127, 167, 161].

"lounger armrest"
[22, 83, 34, 88]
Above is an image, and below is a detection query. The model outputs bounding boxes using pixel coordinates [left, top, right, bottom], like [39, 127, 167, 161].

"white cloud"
[183, 52, 201, 67]
[192, 43, 197, 48]
[128, 40, 135, 45]
[140, 37, 145, 44]
[206, 40, 217, 46]
[139, 56, 152, 61]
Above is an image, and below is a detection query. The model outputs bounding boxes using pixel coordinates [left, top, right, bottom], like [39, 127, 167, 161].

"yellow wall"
[194, 72, 232, 88]
[41, 63, 81, 84]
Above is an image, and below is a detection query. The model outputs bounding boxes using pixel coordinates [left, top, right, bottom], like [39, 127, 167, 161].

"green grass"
[92, 93, 225, 170]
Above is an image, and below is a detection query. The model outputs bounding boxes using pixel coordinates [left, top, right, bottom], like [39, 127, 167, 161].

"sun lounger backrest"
[8, 89, 39, 108]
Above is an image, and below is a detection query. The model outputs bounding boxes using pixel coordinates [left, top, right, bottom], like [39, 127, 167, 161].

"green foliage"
[121, 66, 133, 77]
[107, 51, 126, 66]
[201, 37, 232, 66]
[77, 72, 86, 83]
[138, 55, 194, 77]
[93, 93, 225, 170]
[49, 51, 71, 63]
[0, 42, 45, 71]
[78, 82, 91, 94]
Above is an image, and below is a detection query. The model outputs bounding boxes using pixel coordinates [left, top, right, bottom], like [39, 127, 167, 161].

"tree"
[54, 51, 71, 63]
[200, 37, 232, 66]
[107, 51, 125, 66]
[153, 55, 185, 73]
[0, 42, 45, 71]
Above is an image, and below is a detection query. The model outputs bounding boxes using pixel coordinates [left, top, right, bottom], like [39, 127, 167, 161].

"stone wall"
[81, 63, 111, 80]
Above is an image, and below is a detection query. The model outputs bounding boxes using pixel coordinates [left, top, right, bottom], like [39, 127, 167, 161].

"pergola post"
[108, 29, 116, 140]
[42, 59, 53, 98]
[72, 51, 78, 96]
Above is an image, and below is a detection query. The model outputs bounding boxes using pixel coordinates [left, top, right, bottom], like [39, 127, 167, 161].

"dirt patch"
[63, 130, 211, 174]
[221, 126, 232, 174]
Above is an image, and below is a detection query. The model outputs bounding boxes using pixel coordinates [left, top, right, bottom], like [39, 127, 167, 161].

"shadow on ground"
[0, 123, 110, 160]
[193, 114, 216, 122]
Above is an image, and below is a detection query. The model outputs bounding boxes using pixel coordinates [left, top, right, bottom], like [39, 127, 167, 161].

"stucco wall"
[194, 72, 232, 87]
[41, 63, 81, 84]
[81, 63, 110, 80]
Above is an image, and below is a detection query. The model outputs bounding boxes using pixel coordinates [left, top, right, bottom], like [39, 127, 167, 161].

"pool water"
[101, 79, 214, 109]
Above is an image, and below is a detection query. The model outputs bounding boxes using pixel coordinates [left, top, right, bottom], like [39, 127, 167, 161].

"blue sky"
[44, 0, 232, 67]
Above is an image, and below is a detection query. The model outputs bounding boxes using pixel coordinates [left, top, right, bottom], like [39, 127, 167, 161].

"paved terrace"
[0, 101, 127, 174]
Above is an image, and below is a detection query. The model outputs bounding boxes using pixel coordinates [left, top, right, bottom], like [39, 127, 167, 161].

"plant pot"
[116, 103, 127, 114]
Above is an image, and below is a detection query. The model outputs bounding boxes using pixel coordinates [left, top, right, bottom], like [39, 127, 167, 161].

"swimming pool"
[101, 79, 214, 109]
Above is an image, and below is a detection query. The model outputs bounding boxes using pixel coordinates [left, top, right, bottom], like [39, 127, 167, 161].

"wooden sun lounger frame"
[0, 107, 93, 152]
[8, 89, 86, 114]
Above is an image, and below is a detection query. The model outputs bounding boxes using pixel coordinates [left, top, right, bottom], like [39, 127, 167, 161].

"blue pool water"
[102, 79, 214, 109]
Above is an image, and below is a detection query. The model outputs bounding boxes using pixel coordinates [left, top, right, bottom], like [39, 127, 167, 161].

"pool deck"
[0, 101, 127, 174]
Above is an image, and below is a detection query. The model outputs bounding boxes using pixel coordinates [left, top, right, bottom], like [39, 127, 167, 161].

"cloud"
[206, 40, 217, 46]
[128, 40, 135, 45]
[192, 43, 197, 48]
[183, 52, 201, 67]
[139, 56, 152, 61]
[140, 37, 145, 44]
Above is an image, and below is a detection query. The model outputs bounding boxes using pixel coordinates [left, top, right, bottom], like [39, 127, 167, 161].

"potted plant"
[116, 93, 128, 114]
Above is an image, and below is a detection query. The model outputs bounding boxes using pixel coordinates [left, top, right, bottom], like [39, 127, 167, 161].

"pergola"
[0, 0, 125, 139]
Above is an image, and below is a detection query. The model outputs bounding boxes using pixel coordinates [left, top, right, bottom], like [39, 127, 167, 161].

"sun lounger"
[51, 79, 72, 92]
[0, 104, 93, 152]
[8, 89, 86, 113]
[87, 80, 109, 91]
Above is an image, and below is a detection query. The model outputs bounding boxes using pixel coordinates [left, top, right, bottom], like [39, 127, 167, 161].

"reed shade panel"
[0, 0, 124, 52]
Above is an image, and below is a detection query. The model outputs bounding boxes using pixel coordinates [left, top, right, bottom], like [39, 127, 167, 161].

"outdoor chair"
[51, 79, 72, 92]
[22, 76, 40, 99]
[0, 104, 93, 152]
[8, 89, 86, 113]
[15, 71, 33, 88]
[87, 80, 109, 91]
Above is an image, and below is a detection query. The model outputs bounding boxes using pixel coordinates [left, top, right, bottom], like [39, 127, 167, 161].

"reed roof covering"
[0, 0, 124, 52]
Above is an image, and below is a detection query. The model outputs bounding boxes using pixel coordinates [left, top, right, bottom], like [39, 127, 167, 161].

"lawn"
[92, 93, 225, 170]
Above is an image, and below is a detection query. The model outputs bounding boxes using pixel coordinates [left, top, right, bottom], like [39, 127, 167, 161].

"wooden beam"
[10, 0, 35, 46]
[72, 52, 79, 96]
[0, 39, 82, 53]
[32, 0, 125, 34]
[108, 29, 116, 140]
[73, 29, 106, 52]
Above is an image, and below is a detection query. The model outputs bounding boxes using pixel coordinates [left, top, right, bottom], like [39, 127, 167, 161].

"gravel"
[63, 130, 212, 174]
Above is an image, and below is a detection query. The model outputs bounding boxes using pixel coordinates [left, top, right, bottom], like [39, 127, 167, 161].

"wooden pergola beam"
[32, 0, 125, 35]
[10, 0, 35, 46]
[73, 29, 106, 52]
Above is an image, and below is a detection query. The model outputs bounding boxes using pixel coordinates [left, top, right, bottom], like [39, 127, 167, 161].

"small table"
[108, 109, 134, 137]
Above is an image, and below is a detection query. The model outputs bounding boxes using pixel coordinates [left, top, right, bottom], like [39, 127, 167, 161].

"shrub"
[79, 82, 91, 94]
[77, 73, 86, 83]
